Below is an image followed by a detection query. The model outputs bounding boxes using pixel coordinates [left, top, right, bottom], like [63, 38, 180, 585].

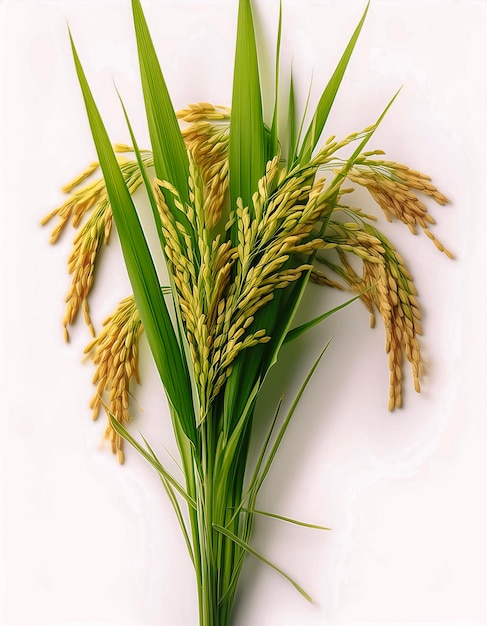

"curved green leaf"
[69, 32, 196, 443]
[242, 508, 331, 531]
[229, 0, 266, 212]
[213, 524, 312, 602]
[131, 0, 189, 204]
[284, 293, 361, 344]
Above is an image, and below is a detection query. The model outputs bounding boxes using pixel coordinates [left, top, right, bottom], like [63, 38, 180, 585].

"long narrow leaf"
[109, 416, 196, 509]
[270, 0, 283, 158]
[213, 524, 312, 602]
[116, 97, 202, 540]
[254, 339, 332, 494]
[218, 379, 261, 480]
[226, 394, 283, 528]
[159, 474, 195, 566]
[116, 88, 162, 236]
[117, 91, 198, 410]
[291, 77, 314, 168]
[229, 0, 266, 212]
[286, 69, 297, 165]
[242, 508, 331, 531]
[131, 0, 191, 218]
[69, 32, 196, 443]
[266, 269, 312, 372]
[284, 293, 361, 344]
[298, 1, 370, 163]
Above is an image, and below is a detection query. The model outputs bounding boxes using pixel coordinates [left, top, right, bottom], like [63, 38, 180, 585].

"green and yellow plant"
[42, 1, 452, 624]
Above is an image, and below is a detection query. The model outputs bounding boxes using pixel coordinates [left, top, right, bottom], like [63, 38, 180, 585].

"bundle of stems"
[42, 1, 451, 624]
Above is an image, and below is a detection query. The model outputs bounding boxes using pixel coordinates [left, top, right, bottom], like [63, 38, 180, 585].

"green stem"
[190, 407, 254, 626]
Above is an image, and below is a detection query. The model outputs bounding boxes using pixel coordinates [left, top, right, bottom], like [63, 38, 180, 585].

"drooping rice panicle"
[316, 217, 426, 410]
[84, 294, 142, 464]
[348, 156, 453, 258]
[62, 201, 111, 341]
[41, 151, 150, 241]
[42, 149, 153, 337]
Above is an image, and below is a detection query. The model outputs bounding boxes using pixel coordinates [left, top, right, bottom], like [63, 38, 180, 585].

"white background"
[1, 1, 486, 625]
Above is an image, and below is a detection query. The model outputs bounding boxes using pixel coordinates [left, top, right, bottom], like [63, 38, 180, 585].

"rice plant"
[42, 1, 452, 623]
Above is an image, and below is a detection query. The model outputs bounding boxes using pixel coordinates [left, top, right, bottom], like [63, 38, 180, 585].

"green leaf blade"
[242, 508, 331, 531]
[298, 1, 370, 164]
[287, 69, 297, 165]
[109, 416, 196, 509]
[69, 32, 196, 444]
[131, 0, 189, 205]
[229, 0, 266, 212]
[270, 0, 283, 158]
[213, 524, 312, 602]
[284, 293, 362, 344]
